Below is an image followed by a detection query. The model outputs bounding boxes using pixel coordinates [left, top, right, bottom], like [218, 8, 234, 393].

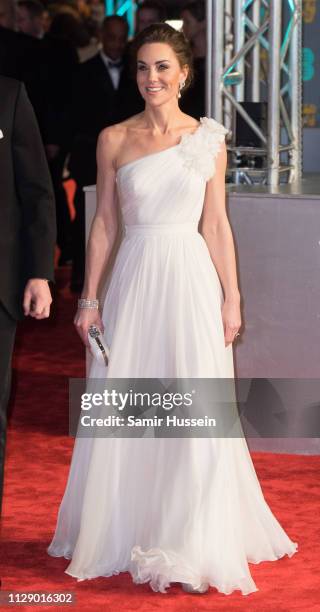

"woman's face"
[136, 42, 188, 107]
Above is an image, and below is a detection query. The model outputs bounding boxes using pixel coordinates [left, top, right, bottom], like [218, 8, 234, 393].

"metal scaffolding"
[206, 0, 303, 186]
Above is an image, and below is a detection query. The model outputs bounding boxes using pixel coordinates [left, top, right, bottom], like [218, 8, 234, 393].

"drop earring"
[178, 80, 186, 99]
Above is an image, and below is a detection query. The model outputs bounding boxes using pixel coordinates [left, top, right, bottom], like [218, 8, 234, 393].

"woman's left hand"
[221, 298, 242, 347]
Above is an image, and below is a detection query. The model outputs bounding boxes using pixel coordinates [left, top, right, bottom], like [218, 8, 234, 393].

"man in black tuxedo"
[0, 76, 56, 516]
[68, 14, 144, 291]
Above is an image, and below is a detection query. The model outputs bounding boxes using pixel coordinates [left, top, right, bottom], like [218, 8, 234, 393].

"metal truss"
[206, 0, 303, 185]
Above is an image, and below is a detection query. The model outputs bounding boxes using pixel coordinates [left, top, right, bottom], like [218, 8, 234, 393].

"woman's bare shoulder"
[99, 113, 145, 146]
[98, 114, 147, 169]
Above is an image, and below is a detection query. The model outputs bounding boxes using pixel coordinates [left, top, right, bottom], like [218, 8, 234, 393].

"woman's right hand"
[74, 308, 105, 349]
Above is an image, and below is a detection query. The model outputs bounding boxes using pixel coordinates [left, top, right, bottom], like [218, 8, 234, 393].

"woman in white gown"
[47, 23, 298, 595]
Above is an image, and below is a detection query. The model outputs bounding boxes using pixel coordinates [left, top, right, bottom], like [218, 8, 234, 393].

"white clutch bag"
[88, 325, 110, 366]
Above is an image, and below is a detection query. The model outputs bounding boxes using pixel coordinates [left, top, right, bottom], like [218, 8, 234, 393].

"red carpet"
[0, 268, 318, 611]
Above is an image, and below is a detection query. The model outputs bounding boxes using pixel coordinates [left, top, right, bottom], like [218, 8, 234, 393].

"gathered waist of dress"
[124, 223, 199, 236]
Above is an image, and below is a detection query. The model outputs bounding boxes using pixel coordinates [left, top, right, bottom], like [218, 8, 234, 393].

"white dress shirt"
[99, 50, 123, 90]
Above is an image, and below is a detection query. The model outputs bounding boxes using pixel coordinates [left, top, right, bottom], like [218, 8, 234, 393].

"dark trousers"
[48, 149, 72, 257]
[0, 303, 17, 516]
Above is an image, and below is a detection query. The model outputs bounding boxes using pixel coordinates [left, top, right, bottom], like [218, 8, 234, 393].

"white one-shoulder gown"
[47, 117, 298, 595]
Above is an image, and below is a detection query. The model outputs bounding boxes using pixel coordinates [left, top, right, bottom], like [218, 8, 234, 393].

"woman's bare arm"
[200, 143, 240, 302]
[199, 143, 242, 345]
[74, 127, 122, 346]
[82, 128, 120, 298]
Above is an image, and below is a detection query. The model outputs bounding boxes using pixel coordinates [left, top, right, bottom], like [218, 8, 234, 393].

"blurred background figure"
[16, 0, 79, 267]
[68, 14, 143, 292]
[87, 0, 104, 29]
[16, 0, 45, 36]
[48, 10, 92, 59]
[0, 0, 48, 137]
[0, 0, 14, 27]
[42, 6, 51, 33]
[135, 0, 167, 34]
[180, 0, 205, 119]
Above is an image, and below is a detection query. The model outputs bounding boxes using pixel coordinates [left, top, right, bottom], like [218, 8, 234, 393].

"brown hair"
[130, 22, 194, 93]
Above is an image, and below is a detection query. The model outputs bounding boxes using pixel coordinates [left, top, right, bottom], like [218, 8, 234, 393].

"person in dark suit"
[40, 29, 78, 265]
[68, 14, 144, 292]
[0, 0, 51, 135]
[0, 76, 56, 516]
[16, 0, 79, 265]
[0, 23, 48, 134]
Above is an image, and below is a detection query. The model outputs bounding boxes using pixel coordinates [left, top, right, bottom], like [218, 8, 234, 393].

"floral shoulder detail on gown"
[179, 116, 229, 182]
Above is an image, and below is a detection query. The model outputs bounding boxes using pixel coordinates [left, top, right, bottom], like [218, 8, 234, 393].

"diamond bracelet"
[78, 298, 99, 309]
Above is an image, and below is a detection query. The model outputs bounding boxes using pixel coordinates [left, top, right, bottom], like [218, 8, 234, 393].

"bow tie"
[108, 59, 123, 68]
